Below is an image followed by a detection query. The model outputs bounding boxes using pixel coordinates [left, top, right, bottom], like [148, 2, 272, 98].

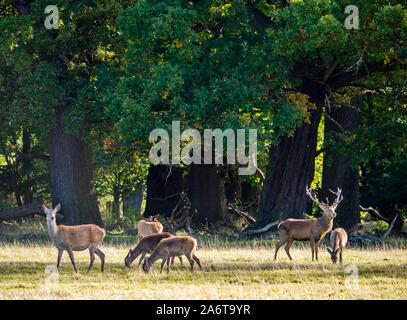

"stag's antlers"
[306, 186, 343, 208]
[328, 187, 343, 208]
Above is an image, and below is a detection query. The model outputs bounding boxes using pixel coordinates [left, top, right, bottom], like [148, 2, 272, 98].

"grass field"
[0, 237, 406, 300]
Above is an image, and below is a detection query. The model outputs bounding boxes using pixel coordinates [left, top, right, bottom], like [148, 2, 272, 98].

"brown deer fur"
[137, 216, 163, 241]
[124, 232, 183, 267]
[142, 236, 202, 273]
[274, 186, 343, 261]
[42, 204, 106, 273]
[327, 228, 348, 264]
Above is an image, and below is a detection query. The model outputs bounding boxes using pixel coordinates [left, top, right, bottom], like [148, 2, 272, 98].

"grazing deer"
[137, 215, 163, 241]
[274, 186, 343, 261]
[142, 236, 202, 273]
[124, 232, 183, 267]
[327, 228, 348, 264]
[42, 204, 106, 273]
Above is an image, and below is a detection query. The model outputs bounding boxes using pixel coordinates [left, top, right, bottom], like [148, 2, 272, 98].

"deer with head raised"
[42, 204, 106, 273]
[136, 214, 163, 242]
[274, 186, 343, 261]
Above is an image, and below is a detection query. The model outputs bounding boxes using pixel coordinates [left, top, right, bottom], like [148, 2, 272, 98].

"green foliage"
[106, 0, 304, 152]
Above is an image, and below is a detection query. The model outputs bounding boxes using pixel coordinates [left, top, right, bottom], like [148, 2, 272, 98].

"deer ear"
[54, 203, 61, 212]
[42, 204, 48, 212]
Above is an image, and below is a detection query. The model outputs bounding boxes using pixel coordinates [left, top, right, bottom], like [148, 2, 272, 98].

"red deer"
[327, 228, 348, 264]
[42, 204, 105, 273]
[137, 215, 163, 241]
[142, 236, 202, 273]
[124, 232, 182, 267]
[274, 186, 343, 261]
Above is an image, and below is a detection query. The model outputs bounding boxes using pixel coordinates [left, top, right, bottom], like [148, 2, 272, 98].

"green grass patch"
[0, 242, 406, 299]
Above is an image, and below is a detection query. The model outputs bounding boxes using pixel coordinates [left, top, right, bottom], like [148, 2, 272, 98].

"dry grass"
[0, 243, 406, 300]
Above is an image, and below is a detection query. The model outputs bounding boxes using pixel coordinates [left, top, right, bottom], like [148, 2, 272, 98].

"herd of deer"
[41, 186, 348, 273]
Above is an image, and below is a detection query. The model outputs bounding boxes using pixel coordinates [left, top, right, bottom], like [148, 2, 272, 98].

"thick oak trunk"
[21, 129, 33, 205]
[49, 110, 103, 227]
[143, 164, 183, 218]
[320, 97, 362, 230]
[189, 164, 228, 225]
[246, 85, 325, 232]
[255, 108, 322, 227]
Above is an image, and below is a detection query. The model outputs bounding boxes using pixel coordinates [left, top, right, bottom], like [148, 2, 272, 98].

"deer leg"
[315, 240, 320, 261]
[166, 257, 171, 273]
[193, 254, 202, 270]
[340, 247, 343, 264]
[87, 246, 96, 273]
[284, 239, 294, 260]
[186, 254, 195, 271]
[66, 248, 78, 273]
[160, 257, 168, 273]
[95, 248, 105, 272]
[138, 252, 147, 267]
[57, 249, 63, 269]
[178, 256, 183, 266]
[310, 241, 315, 262]
[274, 239, 287, 260]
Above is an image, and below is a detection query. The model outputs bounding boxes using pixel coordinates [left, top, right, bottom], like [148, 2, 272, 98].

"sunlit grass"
[0, 242, 406, 299]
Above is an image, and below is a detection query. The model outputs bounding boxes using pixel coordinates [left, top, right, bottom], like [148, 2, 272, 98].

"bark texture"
[49, 109, 103, 226]
[143, 165, 183, 218]
[189, 164, 228, 225]
[320, 96, 363, 230]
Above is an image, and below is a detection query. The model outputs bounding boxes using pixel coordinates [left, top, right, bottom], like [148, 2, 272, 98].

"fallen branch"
[0, 198, 64, 222]
[241, 220, 280, 235]
[150, 193, 181, 201]
[228, 205, 256, 225]
[349, 214, 398, 245]
[359, 205, 389, 222]
[238, 220, 281, 239]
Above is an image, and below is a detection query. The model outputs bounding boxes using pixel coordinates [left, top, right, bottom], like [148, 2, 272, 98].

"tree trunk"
[113, 185, 121, 223]
[225, 165, 242, 203]
[49, 109, 103, 227]
[21, 129, 33, 205]
[143, 164, 183, 218]
[123, 186, 144, 215]
[320, 96, 362, 230]
[189, 164, 228, 225]
[248, 101, 324, 230]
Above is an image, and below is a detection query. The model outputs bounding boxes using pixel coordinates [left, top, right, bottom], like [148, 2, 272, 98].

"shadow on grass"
[0, 260, 406, 279]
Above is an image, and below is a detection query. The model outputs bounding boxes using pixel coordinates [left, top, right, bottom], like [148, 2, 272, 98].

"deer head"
[42, 203, 61, 222]
[305, 186, 343, 219]
[124, 249, 133, 267]
[326, 247, 339, 263]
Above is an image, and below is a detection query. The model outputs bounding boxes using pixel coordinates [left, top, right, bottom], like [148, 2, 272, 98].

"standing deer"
[42, 204, 106, 273]
[137, 214, 163, 241]
[327, 228, 348, 264]
[274, 186, 343, 261]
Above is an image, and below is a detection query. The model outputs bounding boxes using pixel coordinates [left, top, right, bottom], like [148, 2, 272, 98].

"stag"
[274, 186, 343, 261]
